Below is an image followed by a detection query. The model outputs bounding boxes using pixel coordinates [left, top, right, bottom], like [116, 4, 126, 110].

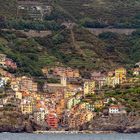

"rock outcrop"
[86, 115, 140, 133]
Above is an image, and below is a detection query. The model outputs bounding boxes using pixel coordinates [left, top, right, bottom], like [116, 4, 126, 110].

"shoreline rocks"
[0, 112, 139, 133]
[86, 115, 140, 133]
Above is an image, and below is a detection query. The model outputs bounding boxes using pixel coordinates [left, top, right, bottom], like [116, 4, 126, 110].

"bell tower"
[61, 76, 67, 86]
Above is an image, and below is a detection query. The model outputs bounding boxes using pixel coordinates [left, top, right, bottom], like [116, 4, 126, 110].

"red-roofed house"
[109, 105, 126, 114]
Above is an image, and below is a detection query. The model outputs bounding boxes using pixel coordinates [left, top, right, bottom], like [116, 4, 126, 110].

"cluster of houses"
[0, 54, 17, 70]
[133, 62, 140, 76]
[42, 67, 80, 78]
[0, 53, 139, 129]
[17, 0, 52, 20]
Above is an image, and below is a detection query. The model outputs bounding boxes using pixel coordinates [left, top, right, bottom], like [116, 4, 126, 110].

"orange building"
[52, 67, 80, 78]
[56, 99, 65, 118]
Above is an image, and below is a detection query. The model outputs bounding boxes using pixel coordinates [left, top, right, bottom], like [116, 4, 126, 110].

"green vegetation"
[0, 0, 16, 19]
[0, 30, 58, 76]
[105, 85, 140, 112]
[0, 26, 140, 76]
[1, 19, 62, 31]
[55, 0, 140, 28]
[0, 0, 140, 28]
[0, 0, 140, 76]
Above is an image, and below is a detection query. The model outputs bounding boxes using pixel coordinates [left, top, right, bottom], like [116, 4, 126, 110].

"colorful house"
[19, 76, 38, 92]
[15, 91, 22, 100]
[34, 111, 46, 124]
[106, 76, 119, 87]
[91, 71, 107, 89]
[45, 112, 58, 129]
[67, 97, 81, 110]
[5, 58, 17, 69]
[115, 67, 127, 84]
[109, 105, 126, 114]
[133, 68, 140, 76]
[21, 100, 33, 114]
[94, 100, 104, 109]
[135, 62, 140, 68]
[56, 99, 65, 118]
[42, 67, 48, 76]
[52, 67, 80, 78]
[80, 102, 95, 112]
[84, 80, 95, 95]
[0, 53, 6, 67]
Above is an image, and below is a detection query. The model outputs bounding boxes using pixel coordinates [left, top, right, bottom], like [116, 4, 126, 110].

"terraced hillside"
[0, 0, 140, 76]
[0, 0, 17, 18]
[1, 0, 140, 27]
[55, 0, 140, 27]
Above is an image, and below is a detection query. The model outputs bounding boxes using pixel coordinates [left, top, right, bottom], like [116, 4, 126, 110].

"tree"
[0, 16, 6, 29]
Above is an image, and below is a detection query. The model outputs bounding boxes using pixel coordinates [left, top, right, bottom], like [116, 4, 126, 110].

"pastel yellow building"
[42, 67, 48, 75]
[84, 81, 95, 95]
[84, 111, 94, 122]
[106, 76, 119, 87]
[94, 100, 104, 109]
[15, 92, 22, 100]
[21, 102, 33, 114]
[115, 67, 126, 83]
[64, 91, 75, 99]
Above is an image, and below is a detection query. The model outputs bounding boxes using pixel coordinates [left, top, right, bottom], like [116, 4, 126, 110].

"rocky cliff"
[0, 111, 47, 133]
[86, 115, 140, 133]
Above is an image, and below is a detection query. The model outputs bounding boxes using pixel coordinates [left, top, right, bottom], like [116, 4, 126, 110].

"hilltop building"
[17, 0, 52, 20]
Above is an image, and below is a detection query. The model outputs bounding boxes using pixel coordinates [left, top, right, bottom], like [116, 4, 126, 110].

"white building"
[109, 105, 126, 114]
[34, 111, 46, 124]
[109, 105, 120, 114]
[135, 62, 140, 67]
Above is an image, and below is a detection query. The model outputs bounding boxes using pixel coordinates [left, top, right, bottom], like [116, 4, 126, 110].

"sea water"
[0, 133, 140, 140]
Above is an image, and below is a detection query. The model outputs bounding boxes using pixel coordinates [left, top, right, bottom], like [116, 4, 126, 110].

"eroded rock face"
[86, 115, 140, 133]
[0, 111, 49, 133]
[0, 125, 25, 133]
[0, 111, 30, 133]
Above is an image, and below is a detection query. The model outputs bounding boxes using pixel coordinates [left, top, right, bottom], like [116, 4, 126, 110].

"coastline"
[33, 130, 120, 135]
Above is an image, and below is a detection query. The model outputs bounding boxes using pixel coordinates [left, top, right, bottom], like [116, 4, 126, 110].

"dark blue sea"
[0, 133, 140, 140]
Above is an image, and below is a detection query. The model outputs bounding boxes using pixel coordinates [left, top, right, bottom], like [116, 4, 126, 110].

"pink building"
[19, 77, 38, 92]
[5, 58, 17, 69]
